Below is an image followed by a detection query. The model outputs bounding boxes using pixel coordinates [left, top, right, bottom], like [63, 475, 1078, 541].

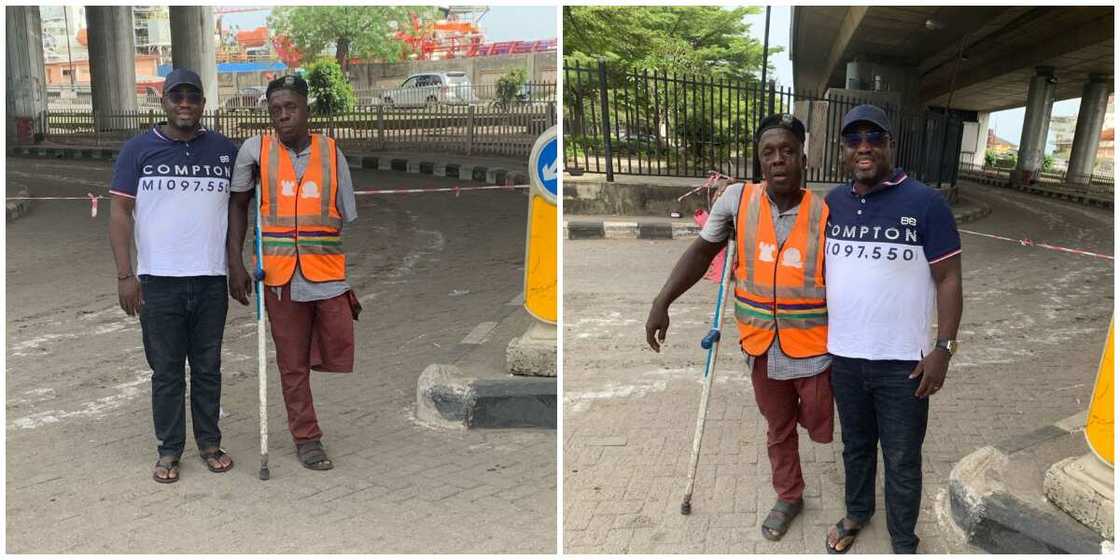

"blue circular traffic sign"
[529, 126, 557, 204]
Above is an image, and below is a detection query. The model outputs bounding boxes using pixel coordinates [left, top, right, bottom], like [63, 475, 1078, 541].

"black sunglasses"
[842, 130, 889, 148]
[165, 91, 203, 105]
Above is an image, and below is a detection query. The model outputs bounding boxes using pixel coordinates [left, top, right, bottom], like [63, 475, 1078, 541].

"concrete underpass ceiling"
[791, 6, 1114, 113]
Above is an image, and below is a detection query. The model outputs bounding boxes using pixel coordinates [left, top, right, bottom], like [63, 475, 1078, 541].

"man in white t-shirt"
[823, 104, 962, 554]
[109, 69, 239, 483]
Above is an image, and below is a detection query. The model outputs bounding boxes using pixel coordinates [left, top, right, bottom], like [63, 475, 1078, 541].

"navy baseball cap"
[755, 113, 806, 145]
[163, 68, 203, 93]
[267, 74, 309, 99]
[841, 104, 892, 135]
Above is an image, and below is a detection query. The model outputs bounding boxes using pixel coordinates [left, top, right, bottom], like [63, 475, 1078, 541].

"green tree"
[562, 6, 780, 172]
[305, 59, 355, 115]
[494, 68, 527, 110]
[269, 7, 436, 73]
[563, 6, 776, 81]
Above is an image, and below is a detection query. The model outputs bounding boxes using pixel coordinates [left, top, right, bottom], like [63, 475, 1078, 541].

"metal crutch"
[255, 189, 270, 481]
[681, 240, 736, 514]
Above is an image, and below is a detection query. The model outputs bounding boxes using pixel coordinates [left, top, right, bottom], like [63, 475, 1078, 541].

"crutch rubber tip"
[259, 466, 270, 480]
[680, 501, 691, 515]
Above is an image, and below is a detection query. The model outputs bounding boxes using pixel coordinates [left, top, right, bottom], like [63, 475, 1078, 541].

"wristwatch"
[934, 338, 958, 357]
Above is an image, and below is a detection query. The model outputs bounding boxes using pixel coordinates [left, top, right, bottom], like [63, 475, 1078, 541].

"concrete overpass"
[791, 6, 1114, 185]
[7, 6, 218, 142]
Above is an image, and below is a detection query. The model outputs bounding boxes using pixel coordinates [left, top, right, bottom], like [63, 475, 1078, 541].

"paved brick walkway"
[6, 157, 555, 553]
[563, 182, 1112, 553]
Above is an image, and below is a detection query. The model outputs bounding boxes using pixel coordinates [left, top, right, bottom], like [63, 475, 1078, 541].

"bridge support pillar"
[169, 7, 219, 105]
[6, 6, 48, 144]
[1015, 66, 1056, 186]
[86, 6, 138, 132]
[1066, 73, 1110, 185]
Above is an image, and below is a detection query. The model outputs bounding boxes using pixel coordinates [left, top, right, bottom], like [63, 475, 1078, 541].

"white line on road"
[460, 321, 498, 345]
[9, 368, 150, 430]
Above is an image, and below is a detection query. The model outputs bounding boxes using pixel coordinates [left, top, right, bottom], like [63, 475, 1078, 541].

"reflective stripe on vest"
[733, 183, 828, 358]
[259, 134, 346, 286]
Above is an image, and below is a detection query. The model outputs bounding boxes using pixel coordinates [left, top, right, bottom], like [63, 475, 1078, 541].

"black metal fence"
[43, 103, 555, 159]
[564, 60, 966, 186]
[959, 162, 1115, 192]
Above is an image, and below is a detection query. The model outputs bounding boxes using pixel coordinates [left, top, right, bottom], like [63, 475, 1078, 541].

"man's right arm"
[227, 137, 260, 306]
[109, 196, 142, 316]
[645, 184, 742, 352]
[645, 237, 727, 352]
[227, 191, 252, 305]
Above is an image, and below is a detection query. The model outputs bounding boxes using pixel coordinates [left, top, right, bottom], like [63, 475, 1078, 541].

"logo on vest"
[281, 179, 297, 197]
[781, 247, 803, 268]
[301, 181, 320, 199]
[758, 241, 777, 263]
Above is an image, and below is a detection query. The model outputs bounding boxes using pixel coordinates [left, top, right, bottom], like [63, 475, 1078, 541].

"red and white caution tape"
[675, 171, 736, 203]
[959, 228, 1114, 261]
[6, 183, 530, 217]
[353, 184, 529, 197]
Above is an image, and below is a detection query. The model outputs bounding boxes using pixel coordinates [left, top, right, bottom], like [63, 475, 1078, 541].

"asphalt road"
[562, 180, 1113, 553]
[6, 156, 556, 553]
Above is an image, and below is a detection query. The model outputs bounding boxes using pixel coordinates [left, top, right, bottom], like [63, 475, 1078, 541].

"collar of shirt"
[278, 135, 314, 158]
[764, 187, 804, 217]
[848, 167, 907, 196]
[152, 123, 207, 143]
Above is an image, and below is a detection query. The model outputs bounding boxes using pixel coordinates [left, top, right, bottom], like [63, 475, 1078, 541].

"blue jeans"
[139, 275, 228, 457]
[831, 356, 929, 554]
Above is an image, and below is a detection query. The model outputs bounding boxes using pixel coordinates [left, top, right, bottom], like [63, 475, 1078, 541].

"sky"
[219, 6, 557, 44]
[738, 5, 1085, 154]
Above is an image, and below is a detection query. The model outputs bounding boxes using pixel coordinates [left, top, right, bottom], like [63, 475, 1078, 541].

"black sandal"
[153, 455, 181, 484]
[199, 447, 234, 473]
[826, 518, 863, 554]
[297, 441, 334, 471]
[761, 498, 803, 541]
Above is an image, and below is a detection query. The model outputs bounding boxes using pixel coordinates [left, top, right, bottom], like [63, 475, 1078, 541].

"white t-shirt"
[823, 171, 961, 361]
[110, 126, 239, 277]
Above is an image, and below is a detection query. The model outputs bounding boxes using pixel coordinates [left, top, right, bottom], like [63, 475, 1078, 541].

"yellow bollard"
[523, 125, 557, 324]
[1085, 317, 1113, 466]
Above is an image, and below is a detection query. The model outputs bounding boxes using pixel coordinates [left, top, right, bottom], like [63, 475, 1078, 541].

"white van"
[382, 71, 477, 108]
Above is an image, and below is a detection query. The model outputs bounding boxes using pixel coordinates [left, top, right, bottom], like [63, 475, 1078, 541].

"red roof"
[236, 27, 268, 48]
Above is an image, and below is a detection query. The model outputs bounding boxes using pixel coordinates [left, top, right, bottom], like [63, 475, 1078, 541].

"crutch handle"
[254, 269, 265, 282]
[700, 329, 721, 350]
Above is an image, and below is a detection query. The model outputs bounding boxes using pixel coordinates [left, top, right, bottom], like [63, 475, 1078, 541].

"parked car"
[381, 72, 478, 108]
[223, 86, 268, 111]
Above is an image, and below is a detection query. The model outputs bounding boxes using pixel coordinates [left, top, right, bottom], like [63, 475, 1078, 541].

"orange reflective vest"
[259, 134, 345, 286]
[733, 183, 828, 358]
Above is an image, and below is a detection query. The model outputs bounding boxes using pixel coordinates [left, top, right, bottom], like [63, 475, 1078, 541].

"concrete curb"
[948, 412, 1106, 553]
[961, 172, 1113, 209]
[563, 198, 991, 240]
[416, 365, 556, 429]
[7, 187, 31, 223]
[6, 145, 530, 186]
[415, 308, 555, 430]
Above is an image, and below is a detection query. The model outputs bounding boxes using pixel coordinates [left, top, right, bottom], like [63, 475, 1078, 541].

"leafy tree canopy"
[563, 6, 780, 82]
[269, 7, 437, 72]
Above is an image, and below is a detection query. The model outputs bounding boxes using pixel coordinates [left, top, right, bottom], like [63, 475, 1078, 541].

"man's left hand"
[911, 349, 949, 399]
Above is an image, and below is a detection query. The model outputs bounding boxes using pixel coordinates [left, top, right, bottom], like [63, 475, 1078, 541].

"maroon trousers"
[264, 284, 355, 444]
[750, 353, 834, 502]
